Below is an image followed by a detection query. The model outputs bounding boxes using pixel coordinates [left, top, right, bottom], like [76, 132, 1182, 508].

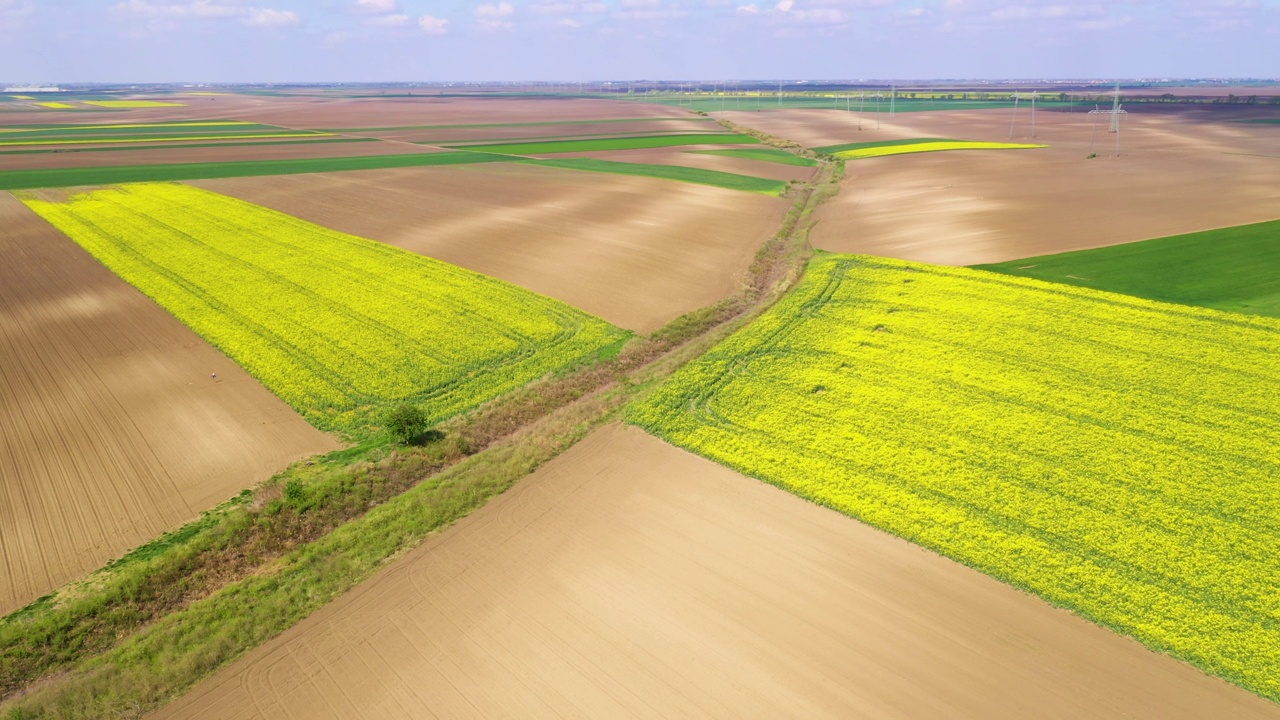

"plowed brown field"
[0, 138, 438, 171]
[0, 193, 339, 615]
[720, 107, 1280, 265]
[153, 424, 1280, 720]
[192, 162, 786, 333]
[552, 146, 818, 182]
[369, 118, 717, 144]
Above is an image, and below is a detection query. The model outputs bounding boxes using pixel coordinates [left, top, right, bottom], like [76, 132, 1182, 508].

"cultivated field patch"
[450, 132, 758, 155]
[976, 219, 1280, 317]
[23, 183, 626, 435]
[817, 138, 1045, 159]
[81, 100, 186, 108]
[632, 253, 1280, 702]
[688, 146, 819, 166]
[153, 424, 1280, 720]
[0, 192, 338, 615]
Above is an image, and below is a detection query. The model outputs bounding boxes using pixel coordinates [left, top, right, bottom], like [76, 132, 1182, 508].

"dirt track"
[193, 163, 786, 333]
[0, 193, 338, 615]
[722, 107, 1280, 264]
[153, 423, 1280, 719]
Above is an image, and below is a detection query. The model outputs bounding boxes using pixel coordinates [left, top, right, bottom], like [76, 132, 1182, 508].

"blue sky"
[2, 0, 1277, 82]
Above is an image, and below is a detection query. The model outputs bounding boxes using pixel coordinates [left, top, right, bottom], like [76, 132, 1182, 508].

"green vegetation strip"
[418, 129, 727, 146]
[632, 252, 1280, 703]
[974, 219, 1280, 318]
[24, 184, 625, 436]
[0, 123, 281, 139]
[0, 151, 507, 190]
[0, 131, 330, 147]
[452, 132, 758, 155]
[687, 147, 818, 167]
[0, 137, 378, 157]
[518, 156, 787, 195]
[323, 116, 710, 132]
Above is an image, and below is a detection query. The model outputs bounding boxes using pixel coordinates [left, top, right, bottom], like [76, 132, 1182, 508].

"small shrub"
[385, 404, 429, 445]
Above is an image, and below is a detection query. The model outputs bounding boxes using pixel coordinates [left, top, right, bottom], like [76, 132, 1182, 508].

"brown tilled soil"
[720, 106, 1280, 265]
[0, 193, 339, 615]
[192, 162, 786, 333]
[370, 118, 717, 144]
[152, 423, 1280, 720]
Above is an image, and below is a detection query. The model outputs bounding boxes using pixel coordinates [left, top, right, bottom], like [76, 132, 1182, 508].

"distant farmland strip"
[0, 151, 784, 194]
[322, 116, 711, 132]
[818, 139, 1046, 160]
[0, 151, 507, 190]
[631, 253, 1280, 703]
[81, 100, 186, 108]
[687, 147, 818, 166]
[0, 136, 378, 157]
[452, 133, 758, 155]
[0, 122, 277, 138]
[23, 183, 626, 435]
[975, 219, 1280, 318]
[519, 156, 787, 195]
[421, 129, 727, 146]
[0, 132, 332, 147]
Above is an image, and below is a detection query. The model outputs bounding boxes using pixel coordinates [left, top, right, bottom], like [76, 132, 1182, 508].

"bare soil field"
[0, 193, 339, 615]
[550, 146, 818, 182]
[0, 138, 438, 171]
[369, 118, 717, 144]
[154, 423, 1280, 720]
[720, 106, 1280, 265]
[192, 162, 786, 333]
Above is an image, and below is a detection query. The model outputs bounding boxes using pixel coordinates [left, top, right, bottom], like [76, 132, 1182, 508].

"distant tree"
[385, 403, 429, 445]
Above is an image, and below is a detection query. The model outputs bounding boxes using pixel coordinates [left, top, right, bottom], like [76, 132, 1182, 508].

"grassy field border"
[450, 132, 758, 155]
[0, 137, 378, 157]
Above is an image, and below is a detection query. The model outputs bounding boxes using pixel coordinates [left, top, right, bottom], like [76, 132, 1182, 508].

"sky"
[1, 0, 1278, 83]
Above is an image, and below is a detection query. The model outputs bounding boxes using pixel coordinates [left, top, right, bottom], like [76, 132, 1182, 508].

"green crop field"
[322, 116, 713, 132]
[0, 121, 284, 138]
[0, 136, 377, 157]
[687, 147, 818, 166]
[523, 156, 787, 194]
[24, 183, 626, 435]
[453, 132, 758, 155]
[815, 138, 1045, 159]
[631, 253, 1280, 702]
[975, 220, 1280, 318]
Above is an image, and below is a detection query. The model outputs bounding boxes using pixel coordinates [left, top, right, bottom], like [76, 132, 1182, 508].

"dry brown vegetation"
[0, 193, 338, 616]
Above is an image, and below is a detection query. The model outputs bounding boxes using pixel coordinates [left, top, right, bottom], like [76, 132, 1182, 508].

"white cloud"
[614, 0, 687, 19]
[241, 8, 298, 27]
[418, 13, 448, 33]
[530, 1, 605, 13]
[557, 16, 580, 26]
[366, 12, 408, 26]
[475, 1, 515, 29]
[354, 0, 397, 14]
[737, 3, 759, 12]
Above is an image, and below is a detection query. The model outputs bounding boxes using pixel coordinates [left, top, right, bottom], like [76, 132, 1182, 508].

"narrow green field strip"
[687, 147, 818, 167]
[453, 133, 758, 155]
[22, 184, 626, 435]
[0, 131, 331, 148]
[814, 137, 953, 153]
[0, 150, 508, 190]
[631, 253, 1280, 703]
[824, 140, 1046, 160]
[1241, 118, 1280, 124]
[0, 136, 379, 157]
[320, 116, 709, 132]
[975, 220, 1280, 318]
[518, 156, 786, 195]
[418, 128, 728, 147]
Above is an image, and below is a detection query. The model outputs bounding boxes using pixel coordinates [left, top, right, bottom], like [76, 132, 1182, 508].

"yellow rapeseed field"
[833, 140, 1045, 159]
[25, 183, 626, 435]
[35, 102, 77, 109]
[631, 253, 1280, 701]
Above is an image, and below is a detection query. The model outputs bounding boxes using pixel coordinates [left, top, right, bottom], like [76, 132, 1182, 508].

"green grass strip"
[324, 116, 711, 132]
[687, 147, 818, 167]
[1241, 118, 1280, 124]
[449, 133, 758, 155]
[0, 131, 329, 148]
[519, 156, 786, 195]
[814, 137, 953, 154]
[0, 151, 508, 190]
[974, 219, 1280, 318]
[0, 122, 280, 138]
[0, 136, 378, 157]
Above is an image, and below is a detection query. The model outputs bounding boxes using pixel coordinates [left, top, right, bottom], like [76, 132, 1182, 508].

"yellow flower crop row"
[834, 140, 1045, 159]
[36, 102, 77, 109]
[630, 253, 1280, 701]
[25, 183, 626, 435]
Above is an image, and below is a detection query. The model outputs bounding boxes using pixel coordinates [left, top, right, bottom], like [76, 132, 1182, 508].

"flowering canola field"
[25, 183, 626, 435]
[631, 253, 1280, 701]
[827, 140, 1045, 160]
